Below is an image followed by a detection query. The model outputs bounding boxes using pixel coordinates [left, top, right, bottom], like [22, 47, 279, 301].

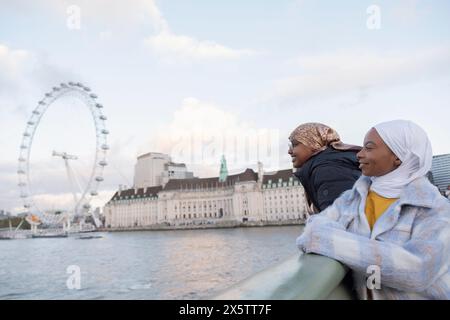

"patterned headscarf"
[289, 122, 361, 155]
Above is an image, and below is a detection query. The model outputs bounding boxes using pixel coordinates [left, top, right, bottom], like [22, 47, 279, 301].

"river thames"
[0, 225, 304, 299]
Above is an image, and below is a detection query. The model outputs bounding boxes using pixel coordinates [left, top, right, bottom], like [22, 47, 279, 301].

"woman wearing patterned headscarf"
[288, 122, 362, 213]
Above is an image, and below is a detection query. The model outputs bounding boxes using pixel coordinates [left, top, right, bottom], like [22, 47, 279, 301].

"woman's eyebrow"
[364, 141, 376, 147]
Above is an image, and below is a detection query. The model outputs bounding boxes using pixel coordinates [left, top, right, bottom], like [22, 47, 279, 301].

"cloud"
[140, 1, 256, 62]
[144, 31, 255, 62]
[0, 44, 33, 95]
[3, 0, 256, 62]
[0, 43, 79, 112]
[269, 46, 450, 103]
[139, 97, 281, 177]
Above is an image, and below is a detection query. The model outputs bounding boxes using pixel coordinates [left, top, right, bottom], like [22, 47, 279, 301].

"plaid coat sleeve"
[297, 202, 450, 293]
[301, 189, 356, 230]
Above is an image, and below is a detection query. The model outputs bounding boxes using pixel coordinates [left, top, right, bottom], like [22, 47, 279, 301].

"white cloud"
[0, 43, 79, 110]
[0, 44, 30, 72]
[270, 47, 450, 102]
[139, 97, 281, 177]
[3, 0, 256, 62]
[144, 31, 255, 61]
[0, 44, 34, 95]
[141, 1, 256, 61]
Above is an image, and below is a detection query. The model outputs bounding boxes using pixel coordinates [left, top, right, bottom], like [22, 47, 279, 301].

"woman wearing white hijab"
[296, 120, 450, 299]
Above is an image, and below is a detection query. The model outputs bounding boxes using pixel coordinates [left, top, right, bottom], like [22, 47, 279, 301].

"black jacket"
[294, 147, 361, 212]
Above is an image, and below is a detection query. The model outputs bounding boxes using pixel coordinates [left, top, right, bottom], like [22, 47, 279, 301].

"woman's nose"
[356, 150, 363, 160]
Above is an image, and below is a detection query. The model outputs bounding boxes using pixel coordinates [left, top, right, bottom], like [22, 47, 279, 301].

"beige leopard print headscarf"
[289, 122, 361, 155]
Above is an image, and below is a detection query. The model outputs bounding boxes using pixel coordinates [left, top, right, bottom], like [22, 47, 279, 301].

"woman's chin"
[293, 162, 303, 169]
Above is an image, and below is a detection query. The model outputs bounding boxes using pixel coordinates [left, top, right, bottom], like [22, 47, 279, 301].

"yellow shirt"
[365, 191, 398, 230]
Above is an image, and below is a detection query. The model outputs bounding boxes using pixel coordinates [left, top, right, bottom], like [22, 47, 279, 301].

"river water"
[0, 226, 304, 299]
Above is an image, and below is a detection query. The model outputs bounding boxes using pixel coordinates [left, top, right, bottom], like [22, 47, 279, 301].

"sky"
[1, 0, 449, 214]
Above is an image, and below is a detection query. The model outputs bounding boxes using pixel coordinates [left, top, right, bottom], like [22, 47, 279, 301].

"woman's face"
[288, 140, 315, 168]
[356, 128, 401, 177]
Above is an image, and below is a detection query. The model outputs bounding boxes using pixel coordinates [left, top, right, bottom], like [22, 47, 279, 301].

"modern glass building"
[431, 154, 450, 193]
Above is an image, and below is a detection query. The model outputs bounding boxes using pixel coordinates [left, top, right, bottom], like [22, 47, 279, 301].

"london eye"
[17, 82, 109, 231]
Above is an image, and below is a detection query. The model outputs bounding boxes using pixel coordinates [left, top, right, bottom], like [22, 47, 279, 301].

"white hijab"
[369, 120, 433, 198]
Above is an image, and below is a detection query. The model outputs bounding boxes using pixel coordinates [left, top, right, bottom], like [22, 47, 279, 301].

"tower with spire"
[219, 155, 228, 183]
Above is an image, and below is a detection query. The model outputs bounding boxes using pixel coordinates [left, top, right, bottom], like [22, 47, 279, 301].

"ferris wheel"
[17, 82, 109, 226]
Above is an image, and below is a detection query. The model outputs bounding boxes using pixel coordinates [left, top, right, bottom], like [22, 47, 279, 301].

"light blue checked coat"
[296, 176, 450, 299]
